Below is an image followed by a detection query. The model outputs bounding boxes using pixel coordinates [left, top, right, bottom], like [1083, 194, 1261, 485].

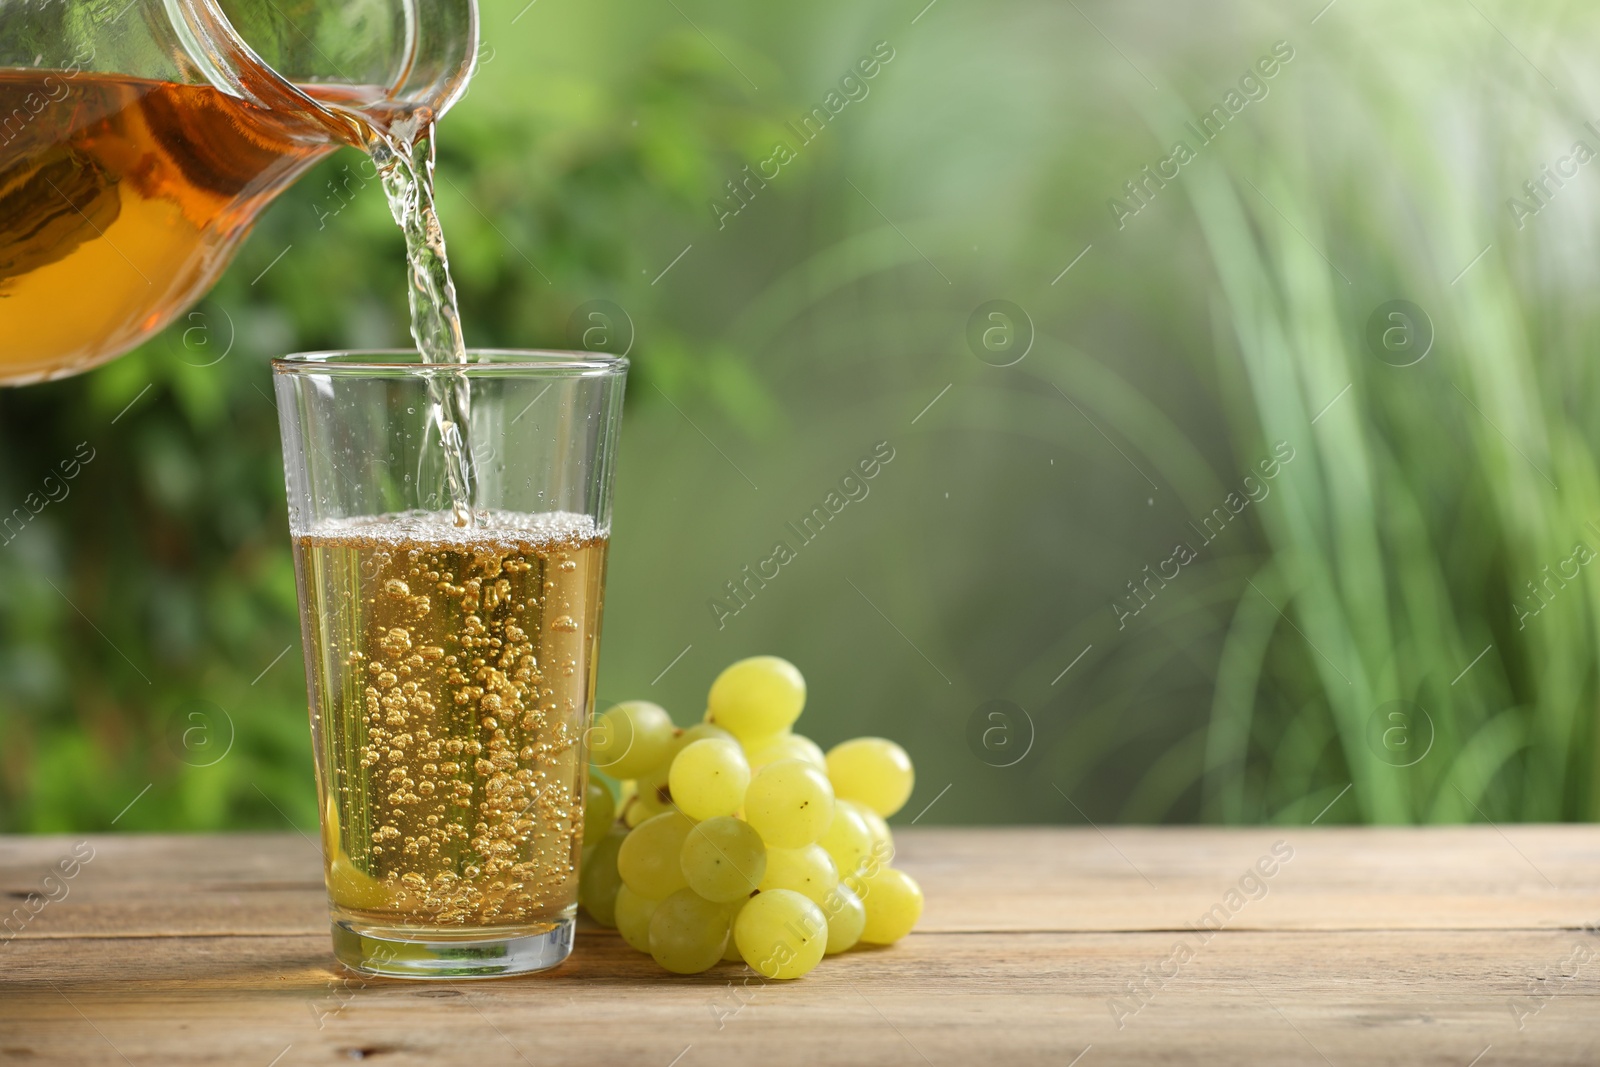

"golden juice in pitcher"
[0, 71, 340, 382]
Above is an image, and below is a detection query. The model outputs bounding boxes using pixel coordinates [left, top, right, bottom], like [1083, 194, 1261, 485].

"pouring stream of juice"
[275, 92, 480, 528]
[351, 108, 479, 529]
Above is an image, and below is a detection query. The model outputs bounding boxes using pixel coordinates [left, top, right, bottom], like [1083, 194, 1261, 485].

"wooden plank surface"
[2, 827, 1598, 1065]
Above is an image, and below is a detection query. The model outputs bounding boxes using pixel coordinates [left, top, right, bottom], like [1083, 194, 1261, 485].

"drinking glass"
[273, 351, 627, 978]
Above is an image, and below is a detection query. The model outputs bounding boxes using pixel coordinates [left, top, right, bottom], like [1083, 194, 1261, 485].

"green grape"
[844, 799, 894, 868]
[614, 884, 660, 954]
[641, 723, 735, 799]
[673, 722, 736, 760]
[821, 882, 866, 954]
[681, 817, 766, 902]
[583, 778, 616, 845]
[706, 656, 806, 742]
[622, 785, 670, 828]
[734, 888, 828, 980]
[859, 867, 923, 945]
[616, 810, 695, 898]
[722, 895, 750, 961]
[670, 738, 752, 821]
[636, 746, 675, 791]
[758, 844, 838, 907]
[817, 798, 873, 878]
[589, 701, 676, 779]
[745, 758, 834, 848]
[825, 737, 915, 818]
[745, 732, 826, 773]
[649, 888, 730, 974]
[577, 826, 627, 927]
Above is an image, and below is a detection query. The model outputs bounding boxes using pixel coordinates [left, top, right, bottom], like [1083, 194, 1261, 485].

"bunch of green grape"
[577, 655, 924, 979]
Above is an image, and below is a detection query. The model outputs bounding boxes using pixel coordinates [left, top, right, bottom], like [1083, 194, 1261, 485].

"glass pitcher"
[0, 0, 477, 385]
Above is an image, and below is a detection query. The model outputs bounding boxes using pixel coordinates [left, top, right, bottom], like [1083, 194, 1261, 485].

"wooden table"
[3, 827, 1598, 1065]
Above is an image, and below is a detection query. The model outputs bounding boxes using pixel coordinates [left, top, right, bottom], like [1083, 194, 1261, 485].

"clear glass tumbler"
[273, 351, 627, 978]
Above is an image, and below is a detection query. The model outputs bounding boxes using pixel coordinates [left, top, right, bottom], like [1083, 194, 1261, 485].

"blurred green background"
[4, 0, 1599, 832]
